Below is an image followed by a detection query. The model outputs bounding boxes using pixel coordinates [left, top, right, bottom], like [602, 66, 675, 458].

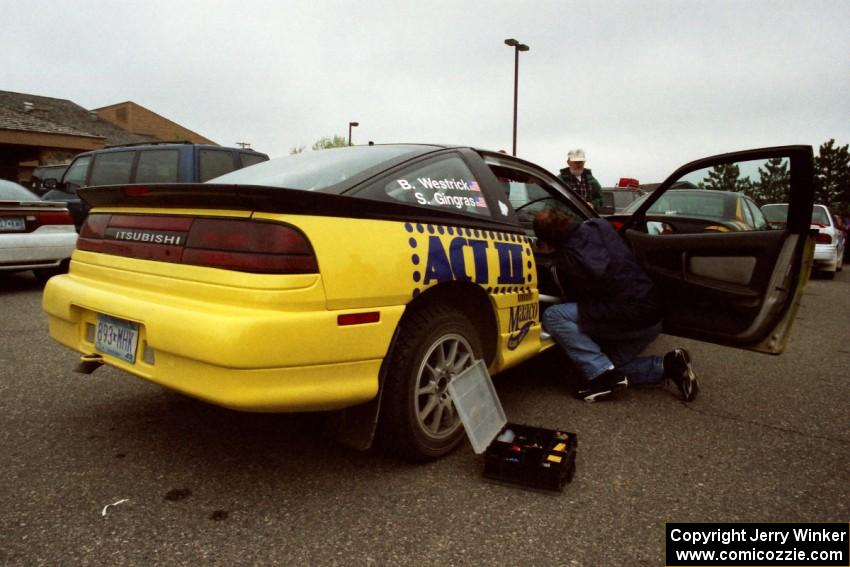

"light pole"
[348, 122, 359, 146]
[504, 38, 529, 156]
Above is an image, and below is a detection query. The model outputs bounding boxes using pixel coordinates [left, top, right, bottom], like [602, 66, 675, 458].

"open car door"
[622, 146, 815, 354]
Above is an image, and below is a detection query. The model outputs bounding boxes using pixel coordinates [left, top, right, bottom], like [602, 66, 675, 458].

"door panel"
[623, 146, 815, 353]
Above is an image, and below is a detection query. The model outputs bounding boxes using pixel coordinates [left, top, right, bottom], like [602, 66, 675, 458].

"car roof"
[35, 163, 69, 170]
[73, 142, 268, 157]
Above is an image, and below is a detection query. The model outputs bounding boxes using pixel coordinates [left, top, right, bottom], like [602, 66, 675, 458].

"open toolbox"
[448, 360, 577, 492]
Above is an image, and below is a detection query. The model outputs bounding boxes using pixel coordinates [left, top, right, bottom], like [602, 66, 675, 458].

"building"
[94, 101, 215, 146]
[0, 90, 216, 184]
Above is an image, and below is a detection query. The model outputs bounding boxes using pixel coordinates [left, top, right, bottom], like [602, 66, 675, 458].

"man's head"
[533, 208, 577, 246]
[567, 148, 586, 175]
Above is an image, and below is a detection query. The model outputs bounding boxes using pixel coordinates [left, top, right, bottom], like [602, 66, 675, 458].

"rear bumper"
[0, 228, 76, 270]
[43, 256, 403, 412]
[813, 243, 841, 270]
[52, 312, 383, 411]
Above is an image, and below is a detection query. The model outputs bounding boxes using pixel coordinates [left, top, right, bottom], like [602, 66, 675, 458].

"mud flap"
[333, 327, 399, 451]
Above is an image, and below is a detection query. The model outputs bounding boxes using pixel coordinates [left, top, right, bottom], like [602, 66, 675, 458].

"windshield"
[35, 166, 67, 180]
[207, 145, 425, 191]
[647, 190, 732, 219]
[811, 206, 830, 225]
[0, 180, 39, 201]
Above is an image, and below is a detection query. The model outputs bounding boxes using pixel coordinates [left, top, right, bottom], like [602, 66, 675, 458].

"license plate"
[95, 314, 140, 364]
[0, 217, 25, 232]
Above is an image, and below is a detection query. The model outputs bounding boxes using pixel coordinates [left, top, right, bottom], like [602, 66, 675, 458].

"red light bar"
[617, 178, 640, 189]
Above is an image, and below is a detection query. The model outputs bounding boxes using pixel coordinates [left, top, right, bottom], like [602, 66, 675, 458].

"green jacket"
[558, 167, 603, 210]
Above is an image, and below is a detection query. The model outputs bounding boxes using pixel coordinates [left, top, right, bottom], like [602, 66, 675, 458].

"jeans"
[542, 302, 664, 386]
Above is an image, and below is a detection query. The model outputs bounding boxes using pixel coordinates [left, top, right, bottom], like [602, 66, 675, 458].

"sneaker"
[664, 348, 699, 401]
[575, 368, 628, 402]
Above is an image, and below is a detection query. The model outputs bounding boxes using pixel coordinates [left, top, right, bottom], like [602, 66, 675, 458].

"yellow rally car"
[43, 144, 816, 460]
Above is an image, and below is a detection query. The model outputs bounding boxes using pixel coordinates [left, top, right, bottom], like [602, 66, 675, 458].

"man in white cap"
[558, 148, 603, 210]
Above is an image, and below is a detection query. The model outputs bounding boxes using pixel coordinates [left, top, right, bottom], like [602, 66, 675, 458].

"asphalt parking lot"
[1, 268, 848, 566]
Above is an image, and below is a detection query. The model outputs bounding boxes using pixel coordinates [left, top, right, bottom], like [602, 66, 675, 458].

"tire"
[379, 305, 483, 461]
[33, 269, 55, 286]
[33, 261, 68, 286]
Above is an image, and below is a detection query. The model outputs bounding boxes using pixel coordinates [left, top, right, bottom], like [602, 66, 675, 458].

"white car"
[762, 203, 845, 278]
[0, 180, 77, 284]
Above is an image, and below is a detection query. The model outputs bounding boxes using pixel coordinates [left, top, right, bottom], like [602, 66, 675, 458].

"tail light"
[34, 209, 74, 226]
[16, 208, 75, 232]
[78, 214, 318, 274]
[815, 232, 832, 245]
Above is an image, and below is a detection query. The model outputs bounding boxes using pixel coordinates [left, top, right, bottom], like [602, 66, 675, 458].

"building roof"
[0, 90, 158, 146]
[94, 100, 217, 145]
[0, 104, 97, 138]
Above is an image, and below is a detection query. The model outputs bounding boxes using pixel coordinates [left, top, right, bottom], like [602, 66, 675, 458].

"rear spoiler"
[79, 183, 522, 233]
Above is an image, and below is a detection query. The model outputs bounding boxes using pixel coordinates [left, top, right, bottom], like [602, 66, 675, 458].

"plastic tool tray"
[448, 360, 577, 492]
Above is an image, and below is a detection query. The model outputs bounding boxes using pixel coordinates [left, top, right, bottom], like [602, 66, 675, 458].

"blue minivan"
[43, 142, 269, 230]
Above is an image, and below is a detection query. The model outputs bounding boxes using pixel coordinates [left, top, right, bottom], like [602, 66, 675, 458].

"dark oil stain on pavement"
[164, 488, 192, 501]
[210, 510, 229, 521]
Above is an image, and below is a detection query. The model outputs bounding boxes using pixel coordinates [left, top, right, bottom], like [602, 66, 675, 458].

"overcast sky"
[3, 0, 849, 186]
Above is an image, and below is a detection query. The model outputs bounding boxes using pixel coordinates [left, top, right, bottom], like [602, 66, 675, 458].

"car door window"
[240, 153, 267, 168]
[62, 156, 91, 193]
[746, 199, 769, 230]
[89, 151, 135, 186]
[135, 149, 180, 183]
[637, 158, 789, 234]
[488, 164, 584, 231]
[740, 196, 755, 228]
[378, 155, 491, 217]
[485, 164, 587, 298]
[200, 150, 237, 182]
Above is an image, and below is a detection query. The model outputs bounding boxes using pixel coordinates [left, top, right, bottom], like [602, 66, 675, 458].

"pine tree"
[701, 163, 751, 193]
[814, 139, 850, 214]
[753, 157, 790, 206]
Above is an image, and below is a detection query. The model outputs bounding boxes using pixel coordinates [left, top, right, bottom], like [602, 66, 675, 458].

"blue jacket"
[552, 219, 661, 336]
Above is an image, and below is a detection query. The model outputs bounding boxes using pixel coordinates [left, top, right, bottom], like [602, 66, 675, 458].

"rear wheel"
[380, 305, 482, 461]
